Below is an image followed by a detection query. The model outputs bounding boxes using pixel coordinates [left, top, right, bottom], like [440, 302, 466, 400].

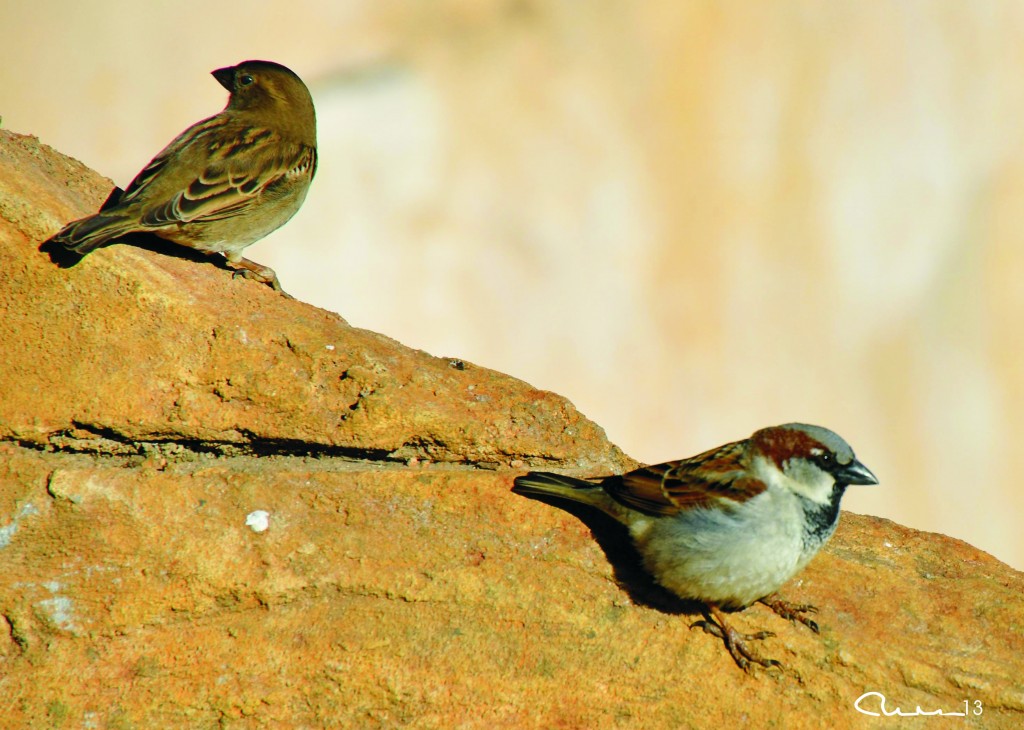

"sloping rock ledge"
[1, 130, 1022, 728]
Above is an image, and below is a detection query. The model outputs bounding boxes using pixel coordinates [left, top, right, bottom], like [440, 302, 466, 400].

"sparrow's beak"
[835, 458, 878, 486]
[212, 66, 235, 92]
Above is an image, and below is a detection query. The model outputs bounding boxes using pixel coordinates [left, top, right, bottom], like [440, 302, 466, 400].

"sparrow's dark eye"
[239, 74, 255, 87]
[816, 452, 834, 469]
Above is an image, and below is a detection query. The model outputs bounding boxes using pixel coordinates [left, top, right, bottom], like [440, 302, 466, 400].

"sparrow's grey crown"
[778, 423, 855, 464]
[778, 423, 878, 486]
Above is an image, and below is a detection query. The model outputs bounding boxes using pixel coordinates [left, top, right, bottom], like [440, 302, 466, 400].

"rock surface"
[0, 130, 622, 470]
[1, 129, 1022, 728]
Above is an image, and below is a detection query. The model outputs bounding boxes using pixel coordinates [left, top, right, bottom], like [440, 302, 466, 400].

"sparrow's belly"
[630, 496, 825, 608]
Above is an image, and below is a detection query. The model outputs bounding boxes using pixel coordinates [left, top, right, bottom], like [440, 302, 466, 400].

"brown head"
[212, 60, 316, 145]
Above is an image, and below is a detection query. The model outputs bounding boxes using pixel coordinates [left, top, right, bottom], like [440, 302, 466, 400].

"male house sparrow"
[512, 423, 877, 671]
[46, 60, 317, 292]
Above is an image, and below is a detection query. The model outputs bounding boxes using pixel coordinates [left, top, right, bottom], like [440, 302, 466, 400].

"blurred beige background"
[3, 1, 1022, 571]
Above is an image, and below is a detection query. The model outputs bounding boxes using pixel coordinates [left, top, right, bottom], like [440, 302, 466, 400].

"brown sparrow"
[512, 422, 878, 672]
[45, 60, 317, 292]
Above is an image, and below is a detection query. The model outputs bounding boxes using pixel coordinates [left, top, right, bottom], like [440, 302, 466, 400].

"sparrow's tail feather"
[513, 470, 615, 507]
[49, 212, 140, 254]
[513, 471, 595, 495]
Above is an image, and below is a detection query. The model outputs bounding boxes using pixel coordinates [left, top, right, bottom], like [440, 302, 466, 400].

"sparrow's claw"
[759, 593, 820, 633]
[699, 606, 782, 673]
[226, 256, 288, 295]
[732, 643, 782, 672]
[691, 620, 774, 642]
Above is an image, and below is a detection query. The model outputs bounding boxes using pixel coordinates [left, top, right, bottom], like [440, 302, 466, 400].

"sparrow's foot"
[759, 593, 820, 633]
[225, 256, 288, 295]
[691, 620, 774, 642]
[694, 605, 781, 672]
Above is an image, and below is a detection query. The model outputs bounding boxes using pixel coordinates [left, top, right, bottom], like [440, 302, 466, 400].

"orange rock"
[1, 130, 1022, 728]
[0, 130, 625, 471]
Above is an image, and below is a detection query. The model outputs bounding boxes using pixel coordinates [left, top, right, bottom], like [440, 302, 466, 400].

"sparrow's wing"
[604, 440, 767, 516]
[119, 115, 228, 205]
[119, 116, 316, 226]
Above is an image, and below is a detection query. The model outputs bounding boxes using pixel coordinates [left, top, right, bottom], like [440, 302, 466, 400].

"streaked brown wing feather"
[605, 440, 766, 516]
[120, 115, 230, 204]
[143, 139, 313, 226]
[118, 114, 314, 227]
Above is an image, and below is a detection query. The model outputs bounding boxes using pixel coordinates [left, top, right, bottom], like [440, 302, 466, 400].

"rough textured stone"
[1, 130, 1023, 728]
[0, 130, 624, 470]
